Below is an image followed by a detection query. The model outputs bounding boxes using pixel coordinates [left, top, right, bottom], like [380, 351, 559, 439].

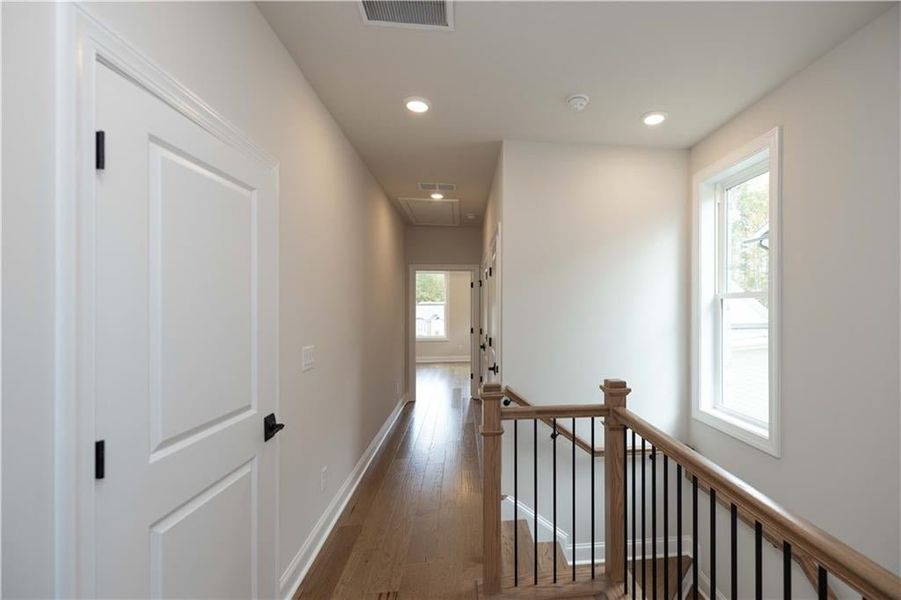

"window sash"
[415, 271, 449, 340]
[713, 160, 771, 429]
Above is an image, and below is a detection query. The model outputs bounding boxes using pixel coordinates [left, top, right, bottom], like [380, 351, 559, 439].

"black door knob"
[263, 413, 285, 441]
[489, 363, 499, 375]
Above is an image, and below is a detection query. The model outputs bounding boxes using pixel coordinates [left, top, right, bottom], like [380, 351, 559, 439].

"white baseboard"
[278, 394, 408, 599]
[415, 355, 470, 364]
[698, 568, 727, 600]
[502, 495, 692, 567]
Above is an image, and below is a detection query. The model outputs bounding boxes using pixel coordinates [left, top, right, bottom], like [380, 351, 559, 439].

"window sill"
[693, 405, 780, 458]
[416, 337, 449, 342]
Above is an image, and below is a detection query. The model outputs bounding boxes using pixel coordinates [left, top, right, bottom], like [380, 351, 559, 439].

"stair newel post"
[602, 378, 631, 591]
[481, 383, 505, 595]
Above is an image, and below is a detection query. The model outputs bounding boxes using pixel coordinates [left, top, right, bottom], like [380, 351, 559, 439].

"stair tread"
[501, 520, 536, 582]
[627, 555, 692, 600]
[535, 541, 569, 575]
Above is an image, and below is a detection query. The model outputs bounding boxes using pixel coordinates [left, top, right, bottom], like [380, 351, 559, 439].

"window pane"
[416, 303, 446, 338]
[726, 172, 769, 295]
[721, 297, 769, 424]
[416, 272, 447, 303]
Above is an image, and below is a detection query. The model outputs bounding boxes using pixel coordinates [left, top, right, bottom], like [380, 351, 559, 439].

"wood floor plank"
[296, 364, 479, 600]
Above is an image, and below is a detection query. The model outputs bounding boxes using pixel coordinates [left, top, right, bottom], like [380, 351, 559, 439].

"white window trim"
[415, 271, 450, 341]
[692, 127, 782, 457]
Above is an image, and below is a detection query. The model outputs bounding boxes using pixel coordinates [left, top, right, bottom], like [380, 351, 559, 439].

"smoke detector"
[567, 94, 590, 112]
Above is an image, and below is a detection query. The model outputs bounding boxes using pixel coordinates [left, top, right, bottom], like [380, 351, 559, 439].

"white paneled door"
[93, 63, 278, 598]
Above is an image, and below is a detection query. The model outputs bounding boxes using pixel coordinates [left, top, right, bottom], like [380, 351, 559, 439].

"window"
[415, 271, 448, 340]
[693, 128, 781, 456]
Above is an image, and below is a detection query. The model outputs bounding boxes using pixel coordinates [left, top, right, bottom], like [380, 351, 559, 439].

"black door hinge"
[470, 327, 474, 334]
[489, 267, 493, 276]
[470, 372, 474, 380]
[479, 376, 484, 383]
[479, 279, 483, 287]
[95, 440, 105, 479]
[480, 327, 483, 335]
[470, 281, 474, 288]
[489, 337, 493, 347]
[96, 131, 105, 170]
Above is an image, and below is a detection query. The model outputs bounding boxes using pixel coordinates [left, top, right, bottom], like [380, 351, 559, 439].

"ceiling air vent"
[360, 1, 454, 30]
[398, 197, 460, 227]
[418, 182, 456, 192]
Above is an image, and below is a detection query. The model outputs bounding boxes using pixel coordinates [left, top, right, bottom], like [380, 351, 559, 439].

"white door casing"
[81, 39, 279, 599]
[484, 248, 499, 384]
[470, 272, 481, 399]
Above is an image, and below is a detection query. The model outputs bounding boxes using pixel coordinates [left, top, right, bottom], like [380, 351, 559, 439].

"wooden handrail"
[614, 406, 901, 600]
[501, 404, 608, 420]
[692, 476, 837, 600]
[503, 386, 654, 459]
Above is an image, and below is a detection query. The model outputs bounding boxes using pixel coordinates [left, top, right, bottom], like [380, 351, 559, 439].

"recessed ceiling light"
[405, 97, 431, 113]
[642, 111, 667, 126]
[430, 193, 444, 200]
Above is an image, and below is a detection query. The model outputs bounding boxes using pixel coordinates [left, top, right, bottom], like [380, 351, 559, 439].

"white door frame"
[407, 263, 480, 403]
[482, 224, 502, 384]
[54, 6, 280, 596]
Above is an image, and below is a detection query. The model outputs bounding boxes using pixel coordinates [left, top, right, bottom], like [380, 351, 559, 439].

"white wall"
[1, 3, 406, 597]
[494, 139, 688, 556]
[483, 146, 503, 258]
[1, 4, 57, 595]
[501, 140, 689, 434]
[415, 270, 472, 362]
[688, 5, 900, 592]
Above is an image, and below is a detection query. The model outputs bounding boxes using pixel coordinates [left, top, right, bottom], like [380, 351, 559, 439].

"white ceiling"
[258, 1, 889, 225]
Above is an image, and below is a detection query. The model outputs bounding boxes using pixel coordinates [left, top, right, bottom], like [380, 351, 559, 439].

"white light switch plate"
[302, 345, 315, 372]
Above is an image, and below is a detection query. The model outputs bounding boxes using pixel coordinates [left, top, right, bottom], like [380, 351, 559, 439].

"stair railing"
[480, 380, 901, 599]
[479, 381, 625, 595]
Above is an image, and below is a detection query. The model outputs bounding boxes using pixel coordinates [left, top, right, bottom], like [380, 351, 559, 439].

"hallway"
[293, 364, 483, 599]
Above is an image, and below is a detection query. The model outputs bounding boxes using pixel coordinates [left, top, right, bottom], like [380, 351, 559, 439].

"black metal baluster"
[731, 504, 738, 600]
[533, 419, 538, 585]
[692, 475, 698, 600]
[621, 425, 626, 589]
[592, 418, 596, 580]
[710, 489, 716, 599]
[755, 521, 762, 600]
[652, 447, 657, 600]
[514, 420, 518, 586]
[663, 455, 669, 600]
[553, 418, 557, 584]
[642, 438, 647, 599]
[677, 464, 683, 599]
[572, 417, 576, 582]
[632, 431, 637, 598]
[783, 541, 791, 600]
[817, 567, 827, 600]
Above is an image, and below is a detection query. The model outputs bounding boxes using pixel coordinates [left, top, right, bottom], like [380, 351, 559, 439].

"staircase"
[486, 519, 694, 599]
[475, 380, 901, 600]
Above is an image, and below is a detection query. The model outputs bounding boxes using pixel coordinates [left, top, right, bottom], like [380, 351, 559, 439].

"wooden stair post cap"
[600, 379, 631, 395]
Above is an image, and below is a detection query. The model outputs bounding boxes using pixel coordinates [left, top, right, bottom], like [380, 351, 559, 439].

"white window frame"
[692, 127, 782, 457]
[415, 270, 450, 341]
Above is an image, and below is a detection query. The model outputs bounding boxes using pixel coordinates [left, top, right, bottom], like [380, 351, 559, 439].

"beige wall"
[688, 6, 900, 588]
[415, 271, 472, 362]
[2, 3, 406, 596]
[405, 225, 482, 265]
